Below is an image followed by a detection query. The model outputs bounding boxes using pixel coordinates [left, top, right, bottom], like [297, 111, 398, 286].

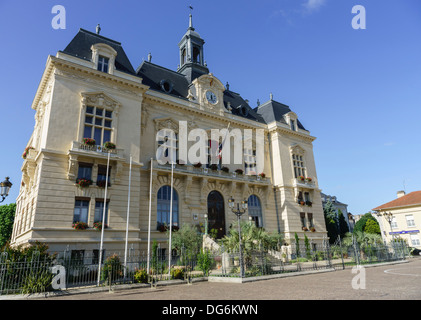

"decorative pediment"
[191, 73, 226, 116]
[153, 117, 198, 132]
[290, 144, 305, 156]
[81, 92, 121, 111]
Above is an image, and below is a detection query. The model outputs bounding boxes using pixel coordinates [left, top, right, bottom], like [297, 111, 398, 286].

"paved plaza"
[40, 258, 421, 301]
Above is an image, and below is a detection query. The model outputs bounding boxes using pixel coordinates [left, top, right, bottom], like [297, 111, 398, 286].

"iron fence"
[0, 237, 410, 295]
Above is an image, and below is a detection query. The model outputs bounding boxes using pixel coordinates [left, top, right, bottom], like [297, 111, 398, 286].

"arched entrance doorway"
[207, 191, 225, 239]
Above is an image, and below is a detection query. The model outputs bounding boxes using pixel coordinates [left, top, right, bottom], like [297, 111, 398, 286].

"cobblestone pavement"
[43, 258, 421, 300]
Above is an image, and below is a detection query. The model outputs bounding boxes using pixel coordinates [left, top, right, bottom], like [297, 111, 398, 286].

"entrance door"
[207, 191, 226, 239]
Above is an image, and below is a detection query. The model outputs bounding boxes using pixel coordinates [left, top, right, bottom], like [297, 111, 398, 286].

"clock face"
[206, 90, 218, 104]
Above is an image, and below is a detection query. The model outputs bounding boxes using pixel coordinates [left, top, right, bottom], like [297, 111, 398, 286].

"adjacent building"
[321, 192, 353, 232]
[11, 16, 327, 257]
[372, 190, 421, 248]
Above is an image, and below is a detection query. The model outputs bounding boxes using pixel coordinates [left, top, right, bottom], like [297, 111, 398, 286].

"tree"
[0, 203, 16, 249]
[323, 201, 338, 244]
[364, 219, 381, 235]
[338, 209, 350, 238]
[170, 224, 202, 255]
[353, 212, 378, 234]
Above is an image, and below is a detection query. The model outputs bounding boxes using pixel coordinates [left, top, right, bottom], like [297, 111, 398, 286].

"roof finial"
[270, 92, 273, 100]
[96, 24, 101, 35]
[148, 52, 152, 62]
[188, 5, 194, 30]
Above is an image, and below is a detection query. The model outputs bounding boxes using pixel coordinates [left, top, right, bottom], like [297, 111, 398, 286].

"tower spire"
[189, 13, 194, 30]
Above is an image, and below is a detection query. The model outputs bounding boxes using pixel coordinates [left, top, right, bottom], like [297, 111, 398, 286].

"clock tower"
[177, 14, 209, 83]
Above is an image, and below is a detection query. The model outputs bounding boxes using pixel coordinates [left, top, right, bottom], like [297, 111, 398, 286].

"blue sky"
[0, 0, 420, 216]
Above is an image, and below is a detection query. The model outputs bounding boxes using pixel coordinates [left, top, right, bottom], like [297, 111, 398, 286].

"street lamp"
[228, 196, 248, 278]
[0, 177, 12, 203]
[204, 213, 208, 235]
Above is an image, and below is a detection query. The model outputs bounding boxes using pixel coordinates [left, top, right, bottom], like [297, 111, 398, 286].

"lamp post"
[204, 213, 208, 235]
[0, 177, 12, 203]
[228, 196, 248, 278]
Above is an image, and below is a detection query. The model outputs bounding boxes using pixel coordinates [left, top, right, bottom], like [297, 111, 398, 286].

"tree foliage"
[354, 212, 380, 235]
[323, 201, 338, 243]
[0, 203, 16, 249]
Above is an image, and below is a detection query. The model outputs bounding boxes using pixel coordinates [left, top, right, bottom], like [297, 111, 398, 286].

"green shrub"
[196, 249, 214, 276]
[170, 267, 184, 279]
[101, 254, 123, 283]
[134, 268, 148, 283]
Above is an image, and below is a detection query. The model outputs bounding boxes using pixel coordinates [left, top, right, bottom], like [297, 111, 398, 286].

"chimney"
[397, 190, 406, 198]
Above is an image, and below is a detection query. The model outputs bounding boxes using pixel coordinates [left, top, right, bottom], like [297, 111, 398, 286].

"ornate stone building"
[11, 16, 327, 256]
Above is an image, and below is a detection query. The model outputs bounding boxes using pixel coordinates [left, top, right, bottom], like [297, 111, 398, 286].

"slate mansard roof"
[60, 28, 307, 130]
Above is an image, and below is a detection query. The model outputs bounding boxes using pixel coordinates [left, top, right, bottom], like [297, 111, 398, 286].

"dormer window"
[290, 119, 296, 131]
[97, 56, 109, 73]
[91, 43, 117, 75]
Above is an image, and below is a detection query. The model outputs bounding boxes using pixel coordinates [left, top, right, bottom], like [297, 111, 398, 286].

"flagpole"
[97, 150, 110, 286]
[123, 155, 132, 278]
[147, 158, 153, 273]
[168, 161, 174, 278]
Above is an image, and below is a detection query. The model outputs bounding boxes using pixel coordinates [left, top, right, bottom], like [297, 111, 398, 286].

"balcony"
[292, 177, 317, 189]
[69, 141, 125, 159]
[152, 160, 270, 185]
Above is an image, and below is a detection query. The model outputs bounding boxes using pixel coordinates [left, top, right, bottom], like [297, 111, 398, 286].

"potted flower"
[302, 226, 309, 232]
[22, 146, 34, 159]
[258, 172, 266, 178]
[298, 200, 305, 206]
[193, 162, 202, 168]
[306, 201, 312, 207]
[221, 166, 229, 173]
[305, 177, 312, 182]
[82, 138, 96, 146]
[76, 178, 93, 188]
[93, 221, 108, 231]
[103, 141, 116, 150]
[209, 164, 218, 171]
[235, 169, 244, 175]
[310, 227, 316, 232]
[298, 175, 305, 181]
[72, 221, 88, 230]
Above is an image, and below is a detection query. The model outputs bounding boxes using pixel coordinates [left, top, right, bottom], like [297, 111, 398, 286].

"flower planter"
[93, 222, 108, 231]
[103, 141, 116, 150]
[72, 221, 88, 230]
[22, 146, 35, 159]
[76, 178, 93, 188]
[82, 138, 96, 146]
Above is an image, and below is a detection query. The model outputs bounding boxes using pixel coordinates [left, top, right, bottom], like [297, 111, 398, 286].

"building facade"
[11, 16, 327, 256]
[373, 190, 421, 249]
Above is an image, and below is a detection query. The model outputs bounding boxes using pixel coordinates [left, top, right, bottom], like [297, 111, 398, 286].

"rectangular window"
[391, 217, 398, 229]
[290, 120, 296, 131]
[73, 199, 89, 223]
[97, 165, 111, 187]
[406, 215, 416, 227]
[156, 130, 178, 164]
[97, 56, 109, 73]
[77, 163, 92, 180]
[292, 154, 306, 178]
[71, 250, 85, 265]
[410, 234, 420, 246]
[94, 200, 109, 225]
[244, 148, 256, 175]
[300, 212, 306, 228]
[307, 212, 314, 228]
[83, 106, 113, 146]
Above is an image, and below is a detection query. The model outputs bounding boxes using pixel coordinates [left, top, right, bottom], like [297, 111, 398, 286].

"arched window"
[157, 186, 179, 230]
[248, 195, 263, 227]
